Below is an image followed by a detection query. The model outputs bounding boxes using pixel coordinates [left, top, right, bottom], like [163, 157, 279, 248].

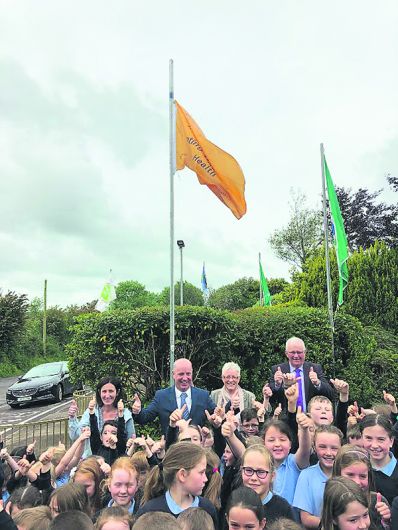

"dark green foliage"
[159, 282, 204, 307]
[297, 242, 398, 333]
[0, 290, 28, 356]
[67, 304, 395, 410]
[208, 277, 260, 310]
[267, 278, 290, 296]
[67, 306, 238, 401]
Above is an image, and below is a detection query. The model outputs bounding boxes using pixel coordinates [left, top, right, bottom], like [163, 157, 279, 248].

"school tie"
[295, 368, 304, 410]
[180, 392, 190, 420]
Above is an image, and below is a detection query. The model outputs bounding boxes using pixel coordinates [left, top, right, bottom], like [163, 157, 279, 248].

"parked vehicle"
[6, 361, 81, 408]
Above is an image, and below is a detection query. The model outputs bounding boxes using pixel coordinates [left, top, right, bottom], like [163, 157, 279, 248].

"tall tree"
[335, 182, 398, 251]
[159, 282, 204, 307]
[268, 191, 323, 269]
[0, 291, 28, 355]
[208, 277, 260, 310]
[111, 281, 160, 310]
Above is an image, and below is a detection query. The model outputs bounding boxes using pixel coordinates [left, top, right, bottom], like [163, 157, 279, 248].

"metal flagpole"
[320, 143, 335, 369]
[258, 252, 263, 305]
[169, 59, 176, 385]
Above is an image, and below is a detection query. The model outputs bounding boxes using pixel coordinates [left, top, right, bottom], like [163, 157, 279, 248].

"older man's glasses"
[223, 375, 239, 380]
[242, 467, 269, 479]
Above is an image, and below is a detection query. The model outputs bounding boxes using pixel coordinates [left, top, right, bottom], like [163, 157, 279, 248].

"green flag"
[259, 260, 272, 306]
[324, 157, 349, 305]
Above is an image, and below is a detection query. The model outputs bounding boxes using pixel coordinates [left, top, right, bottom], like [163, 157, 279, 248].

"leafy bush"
[67, 305, 395, 408]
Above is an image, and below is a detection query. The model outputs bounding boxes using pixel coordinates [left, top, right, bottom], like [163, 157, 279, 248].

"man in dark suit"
[269, 337, 334, 412]
[132, 358, 216, 435]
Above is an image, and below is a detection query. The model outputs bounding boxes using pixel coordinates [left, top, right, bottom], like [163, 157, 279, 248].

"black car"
[6, 361, 80, 408]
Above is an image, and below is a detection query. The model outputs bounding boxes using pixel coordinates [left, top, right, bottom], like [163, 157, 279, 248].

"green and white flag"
[95, 278, 116, 312]
[324, 157, 349, 305]
[259, 258, 272, 306]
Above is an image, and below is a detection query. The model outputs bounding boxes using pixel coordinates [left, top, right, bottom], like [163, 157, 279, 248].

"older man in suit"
[269, 336, 334, 412]
[132, 358, 216, 435]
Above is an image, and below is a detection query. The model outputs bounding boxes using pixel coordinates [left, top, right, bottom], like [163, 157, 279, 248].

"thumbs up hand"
[274, 366, 283, 386]
[375, 492, 391, 522]
[132, 393, 141, 415]
[309, 366, 320, 386]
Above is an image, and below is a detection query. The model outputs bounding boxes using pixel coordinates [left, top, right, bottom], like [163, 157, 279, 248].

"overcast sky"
[1, 1, 397, 307]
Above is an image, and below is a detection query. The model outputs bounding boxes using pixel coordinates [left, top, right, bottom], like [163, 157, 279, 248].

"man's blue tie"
[295, 368, 304, 410]
[180, 392, 190, 419]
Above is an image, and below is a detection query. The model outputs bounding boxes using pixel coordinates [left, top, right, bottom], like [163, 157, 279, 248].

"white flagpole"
[169, 59, 176, 386]
[258, 252, 263, 305]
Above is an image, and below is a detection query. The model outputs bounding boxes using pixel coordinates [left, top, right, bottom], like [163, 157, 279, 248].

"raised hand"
[79, 428, 91, 440]
[309, 366, 320, 386]
[100, 462, 111, 476]
[132, 393, 141, 415]
[282, 372, 297, 388]
[330, 378, 349, 395]
[117, 399, 124, 417]
[273, 403, 282, 418]
[205, 409, 222, 428]
[375, 492, 391, 523]
[68, 399, 78, 418]
[284, 379, 300, 403]
[383, 390, 396, 408]
[262, 383, 273, 399]
[169, 404, 187, 427]
[175, 417, 191, 431]
[18, 455, 33, 476]
[88, 397, 96, 415]
[296, 406, 312, 430]
[221, 421, 234, 439]
[347, 400, 359, 417]
[26, 439, 36, 455]
[108, 434, 117, 449]
[274, 366, 283, 386]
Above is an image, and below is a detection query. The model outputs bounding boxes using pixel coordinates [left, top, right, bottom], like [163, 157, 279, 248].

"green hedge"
[67, 305, 397, 409]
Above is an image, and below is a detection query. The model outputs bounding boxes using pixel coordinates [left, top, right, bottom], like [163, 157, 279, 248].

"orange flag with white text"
[175, 101, 247, 219]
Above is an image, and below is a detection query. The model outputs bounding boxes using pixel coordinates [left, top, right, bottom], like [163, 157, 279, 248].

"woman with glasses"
[239, 444, 294, 524]
[210, 362, 256, 416]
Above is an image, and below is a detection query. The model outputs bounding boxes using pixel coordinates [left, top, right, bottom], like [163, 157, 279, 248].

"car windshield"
[23, 363, 62, 378]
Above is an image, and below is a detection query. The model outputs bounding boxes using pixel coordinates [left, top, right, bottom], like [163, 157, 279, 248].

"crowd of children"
[0, 370, 397, 530]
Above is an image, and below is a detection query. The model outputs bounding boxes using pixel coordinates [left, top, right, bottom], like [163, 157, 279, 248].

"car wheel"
[9, 403, 19, 409]
[54, 384, 63, 403]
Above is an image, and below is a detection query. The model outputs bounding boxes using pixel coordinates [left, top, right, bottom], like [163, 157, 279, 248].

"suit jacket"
[268, 361, 335, 409]
[133, 386, 216, 435]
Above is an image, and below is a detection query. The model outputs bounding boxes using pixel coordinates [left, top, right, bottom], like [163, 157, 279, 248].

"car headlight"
[38, 383, 53, 391]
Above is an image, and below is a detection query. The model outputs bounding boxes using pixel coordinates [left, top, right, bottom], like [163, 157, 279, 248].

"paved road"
[0, 376, 72, 426]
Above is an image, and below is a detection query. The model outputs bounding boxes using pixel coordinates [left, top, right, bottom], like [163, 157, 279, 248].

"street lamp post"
[177, 240, 185, 305]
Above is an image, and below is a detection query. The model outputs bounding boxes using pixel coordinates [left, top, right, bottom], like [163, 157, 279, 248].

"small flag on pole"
[324, 157, 349, 305]
[175, 101, 247, 220]
[95, 276, 116, 312]
[259, 257, 272, 306]
[201, 262, 209, 298]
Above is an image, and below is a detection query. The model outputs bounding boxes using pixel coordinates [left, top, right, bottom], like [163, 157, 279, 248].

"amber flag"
[175, 101, 247, 219]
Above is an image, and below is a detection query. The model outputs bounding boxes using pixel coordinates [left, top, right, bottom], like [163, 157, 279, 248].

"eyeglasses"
[287, 351, 304, 355]
[223, 375, 239, 380]
[242, 467, 270, 479]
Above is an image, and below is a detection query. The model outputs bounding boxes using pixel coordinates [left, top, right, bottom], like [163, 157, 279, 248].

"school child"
[177, 507, 215, 530]
[360, 414, 398, 504]
[240, 445, 294, 523]
[263, 409, 312, 504]
[102, 457, 139, 515]
[89, 398, 127, 466]
[202, 450, 222, 511]
[49, 482, 91, 518]
[320, 476, 373, 530]
[293, 425, 343, 528]
[225, 486, 265, 530]
[347, 424, 364, 447]
[333, 444, 391, 528]
[94, 505, 134, 530]
[267, 519, 304, 530]
[136, 442, 218, 528]
[73, 457, 104, 518]
[132, 511, 181, 530]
